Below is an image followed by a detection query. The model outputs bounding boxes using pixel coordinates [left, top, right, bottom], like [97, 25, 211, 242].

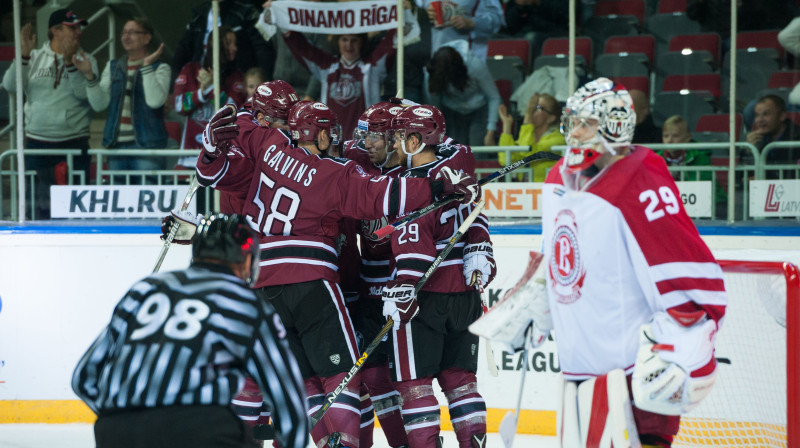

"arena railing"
[470, 145, 547, 181]
[759, 141, 800, 181]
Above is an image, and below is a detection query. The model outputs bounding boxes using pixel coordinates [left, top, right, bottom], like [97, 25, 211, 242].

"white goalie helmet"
[561, 77, 636, 173]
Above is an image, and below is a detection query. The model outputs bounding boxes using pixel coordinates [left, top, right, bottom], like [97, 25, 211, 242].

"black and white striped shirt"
[72, 262, 308, 448]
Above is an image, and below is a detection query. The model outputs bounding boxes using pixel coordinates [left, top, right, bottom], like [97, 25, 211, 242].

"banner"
[750, 179, 800, 217]
[674, 181, 712, 218]
[270, 0, 400, 34]
[484, 182, 713, 218]
[50, 185, 196, 218]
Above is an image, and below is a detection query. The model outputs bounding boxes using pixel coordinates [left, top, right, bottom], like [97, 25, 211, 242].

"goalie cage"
[671, 260, 799, 448]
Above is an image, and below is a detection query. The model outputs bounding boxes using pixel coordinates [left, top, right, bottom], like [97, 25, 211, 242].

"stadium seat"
[583, 16, 639, 61]
[768, 71, 800, 89]
[721, 50, 780, 110]
[696, 113, 743, 139]
[595, 53, 649, 78]
[487, 57, 525, 91]
[653, 91, 715, 130]
[488, 39, 531, 71]
[754, 88, 790, 106]
[737, 30, 784, 61]
[594, 0, 646, 25]
[611, 76, 650, 96]
[662, 73, 721, 100]
[787, 111, 800, 127]
[494, 79, 513, 134]
[604, 35, 656, 65]
[646, 12, 701, 59]
[0, 46, 12, 121]
[165, 121, 183, 148]
[657, 0, 687, 14]
[536, 37, 593, 70]
[655, 52, 715, 91]
[668, 33, 721, 66]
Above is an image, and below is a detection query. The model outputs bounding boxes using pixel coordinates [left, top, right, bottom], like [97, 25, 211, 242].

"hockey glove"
[381, 282, 419, 330]
[436, 166, 481, 204]
[160, 210, 202, 245]
[464, 242, 496, 287]
[202, 104, 239, 158]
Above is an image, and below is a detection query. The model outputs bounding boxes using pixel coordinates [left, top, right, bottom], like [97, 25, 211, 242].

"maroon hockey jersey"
[196, 131, 437, 288]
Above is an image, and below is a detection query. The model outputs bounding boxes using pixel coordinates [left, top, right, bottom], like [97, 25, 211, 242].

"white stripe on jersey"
[323, 280, 358, 363]
[397, 253, 436, 262]
[661, 290, 728, 308]
[260, 239, 338, 255]
[650, 261, 724, 281]
[361, 259, 390, 266]
[260, 258, 339, 271]
[439, 260, 464, 267]
[399, 177, 408, 216]
[396, 270, 424, 278]
[383, 178, 392, 216]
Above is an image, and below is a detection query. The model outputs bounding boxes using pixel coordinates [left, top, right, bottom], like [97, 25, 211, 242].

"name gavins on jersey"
[262, 144, 317, 187]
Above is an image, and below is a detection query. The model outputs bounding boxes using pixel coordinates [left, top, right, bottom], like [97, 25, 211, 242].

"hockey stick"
[310, 200, 487, 429]
[499, 325, 531, 448]
[372, 151, 561, 239]
[473, 272, 499, 378]
[152, 176, 201, 273]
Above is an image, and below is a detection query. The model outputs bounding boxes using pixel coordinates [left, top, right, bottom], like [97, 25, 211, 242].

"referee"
[72, 213, 308, 448]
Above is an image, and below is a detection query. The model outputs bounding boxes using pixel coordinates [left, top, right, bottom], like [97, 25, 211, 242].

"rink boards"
[0, 223, 798, 434]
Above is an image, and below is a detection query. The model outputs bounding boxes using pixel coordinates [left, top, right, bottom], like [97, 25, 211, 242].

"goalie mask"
[560, 78, 636, 182]
[288, 101, 342, 148]
[251, 80, 299, 126]
[192, 213, 261, 286]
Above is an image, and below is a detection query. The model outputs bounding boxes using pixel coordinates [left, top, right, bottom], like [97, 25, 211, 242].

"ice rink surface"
[0, 424, 558, 448]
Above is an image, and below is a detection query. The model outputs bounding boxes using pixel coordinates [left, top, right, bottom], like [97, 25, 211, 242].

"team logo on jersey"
[361, 217, 389, 242]
[330, 354, 341, 365]
[549, 210, 586, 304]
[330, 73, 362, 107]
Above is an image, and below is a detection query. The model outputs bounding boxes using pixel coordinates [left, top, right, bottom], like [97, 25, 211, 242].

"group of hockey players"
[73, 76, 728, 448]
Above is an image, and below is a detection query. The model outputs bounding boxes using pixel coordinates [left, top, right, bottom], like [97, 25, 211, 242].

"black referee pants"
[94, 405, 259, 448]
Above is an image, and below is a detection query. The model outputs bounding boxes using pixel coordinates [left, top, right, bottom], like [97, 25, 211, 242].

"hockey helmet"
[355, 101, 405, 140]
[560, 77, 636, 172]
[288, 101, 342, 146]
[192, 213, 260, 286]
[390, 104, 446, 146]
[250, 80, 300, 123]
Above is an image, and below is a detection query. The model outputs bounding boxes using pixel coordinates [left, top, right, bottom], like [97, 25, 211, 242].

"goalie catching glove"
[202, 104, 239, 158]
[381, 282, 419, 330]
[469, 251, 552, 352]
[632, 310, 719, 416]
[160, 210, 202, 245]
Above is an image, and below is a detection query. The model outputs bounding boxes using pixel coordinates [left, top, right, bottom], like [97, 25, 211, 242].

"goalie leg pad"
[558, 371, 641, 448]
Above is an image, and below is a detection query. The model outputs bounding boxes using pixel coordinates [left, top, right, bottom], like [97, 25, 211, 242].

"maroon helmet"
[355, 101, 406, 140]
[250, 80, 299, 122]
[288, 101, 342, 145]
[390, 105, 446, 145]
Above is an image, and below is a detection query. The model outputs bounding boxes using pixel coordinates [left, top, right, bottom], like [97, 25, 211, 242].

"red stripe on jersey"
[120, 117, 133, 125]
[655, 277, 726, 295]
[669, 302, 726, 326]
[586, 374, 609, 448]
[395, 326, 412, 381]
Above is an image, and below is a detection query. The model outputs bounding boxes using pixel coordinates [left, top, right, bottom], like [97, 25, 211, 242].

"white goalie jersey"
[541, 147, 727, 380]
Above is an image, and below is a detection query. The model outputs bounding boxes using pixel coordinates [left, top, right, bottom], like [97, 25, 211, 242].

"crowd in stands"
[2, 0, 800, 219]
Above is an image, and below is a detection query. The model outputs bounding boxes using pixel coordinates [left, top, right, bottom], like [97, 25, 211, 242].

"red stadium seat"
[787, 111, 800, 127]
[541, 37, 594, 69]
[611, 76, 650, 96]
[737, 30, 783, 60]
[594, 0, 646, 25]
[487, 40, 531, 70]
[0, 45, 13, 61]
[695, 113, 743, 139]
[495, 80, 512, 108]
[657, 0, 687, 13]
[662, 73, 721, 100]
[668, 33, 721, 65]
[768, 71, 800, 89]
[604, 35, 656, 65]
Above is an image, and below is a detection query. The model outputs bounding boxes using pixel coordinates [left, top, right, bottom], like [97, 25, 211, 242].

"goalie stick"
[309, 200, 488, 429]
[473, 272, 499, 378]
[152, 176, 201, 273]
[499, 325, 531, 448]
[372, 151, 561, 239]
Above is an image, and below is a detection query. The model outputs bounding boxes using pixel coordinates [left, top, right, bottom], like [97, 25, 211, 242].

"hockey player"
[196, 101, 480, 448]
[381, 104, 492, 448]
[72, 213, 308, 448]
[471, 78, 727, 448]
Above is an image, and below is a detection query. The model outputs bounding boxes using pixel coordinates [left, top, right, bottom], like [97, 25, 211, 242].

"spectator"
[425, 40, 501, 146]
[630, 89, 661, 144]
[420, 0, 504, 60]
[243, 66, 266, 99]
[658, 115, 712, 181]
[499, 0, 574, 58]
[81, 18, 171, 184]
[173, 0, 276, 80]
[496, 93, 563, 181]
[777, 16, 800, 106]
[1, 10, 97, 219]
[282, 30, 395, 140]
[173, 26, 246, 169]
[745, 95, 800, 178]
